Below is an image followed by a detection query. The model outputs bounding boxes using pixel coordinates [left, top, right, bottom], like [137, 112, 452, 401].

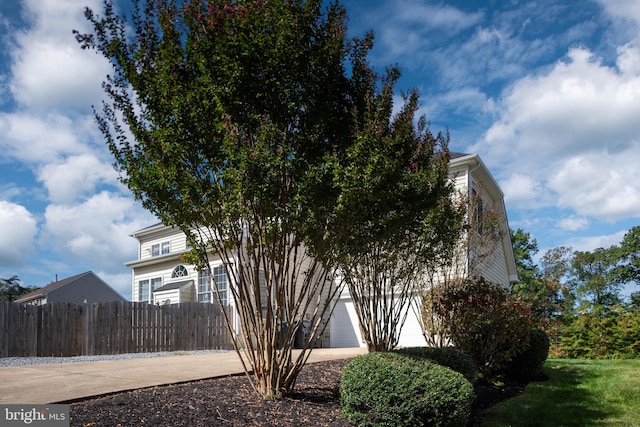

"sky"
[1, 0, 640, 300]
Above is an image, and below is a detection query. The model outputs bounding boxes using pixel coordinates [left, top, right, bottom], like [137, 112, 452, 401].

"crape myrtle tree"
[334, 39, 460, 350]
[76, 0, 454, 398]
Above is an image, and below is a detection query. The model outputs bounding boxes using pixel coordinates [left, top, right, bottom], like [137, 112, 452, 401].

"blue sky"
[1, 0, 640, 299]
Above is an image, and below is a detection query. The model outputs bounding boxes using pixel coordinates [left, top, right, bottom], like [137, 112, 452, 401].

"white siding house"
[126, 152, 517, 349]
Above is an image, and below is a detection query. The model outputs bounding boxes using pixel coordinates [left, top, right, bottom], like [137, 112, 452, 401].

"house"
[15, 271, 126, 306]
[126, 152, 517, 348]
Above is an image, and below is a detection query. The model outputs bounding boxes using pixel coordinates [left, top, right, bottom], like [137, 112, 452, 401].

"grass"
[481, 359, 640, 426]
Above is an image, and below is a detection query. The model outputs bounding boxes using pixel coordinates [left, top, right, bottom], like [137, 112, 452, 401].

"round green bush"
[340, 352, 474, 427]
[394, 347, 477, 383]
[506, 328, 550, 381]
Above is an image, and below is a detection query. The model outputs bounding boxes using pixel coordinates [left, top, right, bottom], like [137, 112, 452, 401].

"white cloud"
[566, 229, 628, 252]
[0, 200, 37, 266]
[598, 0, 640, 29]
[500, 173, 545, 209]
[473, 45, 640, 222]
[0, 112, 91, 163]
[9, 0, 110, 112]
[37, 153, 119, 204]
[394, 1, 483, 30]
[557, 215, 589, 232]
[353, 1, 483, 70]
[548, 152, 640, 222]
[43, 192, 154, 273]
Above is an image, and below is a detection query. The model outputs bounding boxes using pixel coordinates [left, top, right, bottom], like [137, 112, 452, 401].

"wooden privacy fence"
[0, 301, 234, 357]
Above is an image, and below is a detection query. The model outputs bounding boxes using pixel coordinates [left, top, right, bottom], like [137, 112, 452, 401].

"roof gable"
[15, 271, 93, 302]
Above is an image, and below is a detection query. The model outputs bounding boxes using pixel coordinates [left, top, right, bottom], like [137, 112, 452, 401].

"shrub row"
[340, 351, 474, 427]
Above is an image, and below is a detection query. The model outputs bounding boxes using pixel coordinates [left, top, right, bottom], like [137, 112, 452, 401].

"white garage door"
[330, 300, 365, 348]
[330, 297, 428, 348]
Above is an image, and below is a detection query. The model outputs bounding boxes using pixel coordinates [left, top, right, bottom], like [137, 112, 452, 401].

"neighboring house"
[15, 271, 126, 306]
[126, 152, 517, 348]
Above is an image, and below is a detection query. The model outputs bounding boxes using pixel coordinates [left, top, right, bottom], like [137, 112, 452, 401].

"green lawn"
[481, 359, 640, 426]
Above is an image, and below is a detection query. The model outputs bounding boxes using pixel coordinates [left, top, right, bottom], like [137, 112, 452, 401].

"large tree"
[570, 248, 621, 316]
[510, 228, 540, 289]
[77, 0, 454, 398]
[613, 226, 640, 287]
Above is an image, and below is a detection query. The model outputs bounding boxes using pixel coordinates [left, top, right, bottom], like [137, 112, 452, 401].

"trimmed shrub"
[340, 352, 474, 427]
[505, 328, 550, 381]
[394, 347, 477, 383]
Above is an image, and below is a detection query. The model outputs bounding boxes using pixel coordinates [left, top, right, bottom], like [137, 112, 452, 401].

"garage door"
[330, 299, 365, 348]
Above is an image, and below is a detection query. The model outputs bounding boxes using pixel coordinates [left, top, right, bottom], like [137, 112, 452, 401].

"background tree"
[613, 226, 640, 288]
[0, 276, 36, 301]
[536, 245, 572, 355]
[570, 248, 621, 316]
[510, 228, 541, 290]
[510, 228, 543, 316]
[77, 0, 368, 399]
[540, 246, 573, 315]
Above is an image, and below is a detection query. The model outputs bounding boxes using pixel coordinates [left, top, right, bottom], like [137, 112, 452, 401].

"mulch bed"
[68, 358, 527, 426]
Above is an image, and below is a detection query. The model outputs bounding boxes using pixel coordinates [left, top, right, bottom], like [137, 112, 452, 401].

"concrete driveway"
[0, 348, 366, 404]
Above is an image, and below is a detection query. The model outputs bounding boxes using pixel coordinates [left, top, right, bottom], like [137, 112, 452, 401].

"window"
[197, 270, 212, 303]
[150, 241, 170, 257]
[138, 277, 162, 303]
[198, 266, 229, 305]
[213, 265, 228, 306]
[171, 265, 189, 278]
[138, 279, 149, 303]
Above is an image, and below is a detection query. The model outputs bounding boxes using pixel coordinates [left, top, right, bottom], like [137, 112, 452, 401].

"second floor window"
[151, 241, 170, 256]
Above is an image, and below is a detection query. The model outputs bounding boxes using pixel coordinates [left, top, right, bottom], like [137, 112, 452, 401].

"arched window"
[171, 265, 189, 278]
